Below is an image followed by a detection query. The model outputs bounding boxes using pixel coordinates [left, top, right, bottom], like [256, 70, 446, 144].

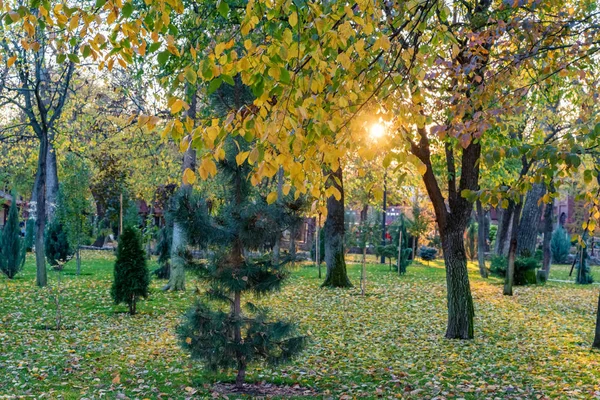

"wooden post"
[398, 222, 403, 276]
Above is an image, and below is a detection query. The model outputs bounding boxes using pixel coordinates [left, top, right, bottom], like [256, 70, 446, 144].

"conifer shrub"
[489, 255, 539, 285]
[45, 220, 74, 270]
[111, 226, 149, 315]
[575, 247, 593, 285]
[551, 225, 571, 264]
[0, 198, 25, 279]
[419, 246, 437, 261]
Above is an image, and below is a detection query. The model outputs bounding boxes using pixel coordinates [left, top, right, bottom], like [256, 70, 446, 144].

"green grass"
[1, 251, 600, 399]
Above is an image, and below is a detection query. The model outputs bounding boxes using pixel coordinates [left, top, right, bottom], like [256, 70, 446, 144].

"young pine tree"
[45, 220, 74, 270]
[0, 197, 25, 279]
[392, 215, 412, 275]
[176, 142, 306, 389]
[111, 226, 149, 315]
[551, 225, 571, 264]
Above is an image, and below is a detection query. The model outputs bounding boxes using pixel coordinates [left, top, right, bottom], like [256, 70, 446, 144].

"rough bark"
[441, 228, 475, 339]
[541, 199, 554, 279]
[322, 165, 352, 288]
[593, 291, 600, 349]
[35, 135, 48, 287]
[76, 247, 81, 276]
[476, 200, 488, 278]
[495, 202, 514, 256]
[516, 183, 546, 257]
[504, 201, 523, 296]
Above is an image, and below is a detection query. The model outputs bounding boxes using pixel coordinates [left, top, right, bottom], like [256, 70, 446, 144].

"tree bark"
[441, 228, 475, 339]
[35, 135, 48, 287]
[593, 291, 600, 349]
[504, 201, 523, 296]
[76, 247, 81, 276]
[495, 201, 514, 257]
[166, 89, 197, 291]
[46, 141, 59, 222]
[476, 200, 488, 278]
[541, 198, 554, 279]
[322, 165, 352, 288]
[516, 183, 545, 257]
[272, 167, 284, 264]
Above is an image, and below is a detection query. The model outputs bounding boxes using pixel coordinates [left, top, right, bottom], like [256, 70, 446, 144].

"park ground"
[1, 252, 600, 399]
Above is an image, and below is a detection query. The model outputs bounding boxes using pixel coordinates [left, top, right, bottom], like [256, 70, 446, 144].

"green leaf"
[56, 53, 66, 64]
[222, 74, 235, 86]
[157, 50, 170, 66]
[95, 0, 106, 8]
[279, 67, 291, 84]
[67, 54, 80, 63]
[82, 45, 92, 58]
[207, 78, 223, 95]
[217, 0, 230, 17]
[148, 42, 161, 53]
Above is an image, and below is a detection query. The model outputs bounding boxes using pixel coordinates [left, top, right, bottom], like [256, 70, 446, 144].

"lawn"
[1, 251, 600, 399]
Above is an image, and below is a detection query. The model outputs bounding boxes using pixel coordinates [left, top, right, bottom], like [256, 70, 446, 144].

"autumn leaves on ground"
[0, 251, 598, 399]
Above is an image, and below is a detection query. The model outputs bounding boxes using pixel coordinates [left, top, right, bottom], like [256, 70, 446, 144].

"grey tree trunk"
[76, 247, 81, 276]
[272, 167, 284, 264]
[35, 135, 48, 287]
[441, 228, 474, 339]
[476, 200, 488, 278]
[504, 201, 523, 296]
[166, 89, 197, 291]
[46, 141, 59, 222]
[516, 183, 546, 257]
[541, 199, 554, 279]
[322, 165, 352, 288]
[495, 201, 514, 256]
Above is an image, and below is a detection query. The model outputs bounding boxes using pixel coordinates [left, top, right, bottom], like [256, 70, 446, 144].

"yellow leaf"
[183, 168, 196, 185]
[185, 337, 192, 344]
[236, 151, 249, 166]
[7, 56, 16, 67]
[289, 11, 298, 27]
[170, 99, 188, 114]
[112, 374, 121, 385]
[266, 191, 278, 204]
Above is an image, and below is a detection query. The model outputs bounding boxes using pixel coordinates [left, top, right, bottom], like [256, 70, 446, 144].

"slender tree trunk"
[76, 247, 81, 276]
[593, 291, 600, 349]
[495, 201, 514, 257]
[476, 201, 488, 278]
[504, 202, 523, 296]
[46, 141, 59, 222]
[316, 215, 321, 278]
[397, 225, 403, 276]
[517, 183, 545, 257]
[166, 90, 197, 291]
[273, 167, 284, 264]
[441, 228, 474, 339]
[361, 245, 366, 296]
[35, 134, 48, 287]
[483, 210, 490, 252]
[322, 165, 352, 288]
[542, 199, 554, 279]
[289, 225, 297, 263]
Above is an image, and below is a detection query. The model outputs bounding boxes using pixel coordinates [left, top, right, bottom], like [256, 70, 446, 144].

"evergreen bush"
[419, 246, 437, 261]
[111, 226, 149, 315]
[45, 220, 74, 270]
[575, 247, 593, 285]
[489, 255, 539, 285]
[0, 198, 25, 279]
[551, 225, 571, 264]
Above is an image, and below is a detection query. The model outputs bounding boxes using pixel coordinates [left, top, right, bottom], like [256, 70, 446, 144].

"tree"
[0, 195, 25, 279]
[476, 201, 489, 278]
[111, 226, 150, 315]
[391, 215, 412, 275]
[551, 226, 571, 264]
[176, 139, 306, 388]
[44, 220, 73, 271]
[56, 154, 93, 275]
[575, 246, 593, 285]
[321, 166, 352, 288]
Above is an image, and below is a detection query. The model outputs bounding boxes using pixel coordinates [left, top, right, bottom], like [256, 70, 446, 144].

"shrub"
[575, 247, 593, 285]
[489, 255, 539, 285]
[551, 225, 571, 264]
[419, 246, 437, 261]
[0, 198, 25, 279]
[111, 226, 149, 315]
[45, 220, 74, 270]
[24, 219, 35, 252]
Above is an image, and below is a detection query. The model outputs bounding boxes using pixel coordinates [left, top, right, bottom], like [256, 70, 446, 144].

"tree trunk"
[495, 201, 514, 257]
[322, 165, 352, 288]
[76, 247, 81, 276]
[504, 201, 523, 296]
[289, 225, 297, 262]
[46, 141, 59, 222]
[361, 245, 366, 296]
[476, 200, 488, 278]
[441, 228, 474, 339]
[35, 135, 48, 287]
[541, 199, 554, 279]
[166, 90, 197, 291]
[272, 167, 284, 264]
[516, 183, 545, 257]
[593, 291, 600, 349]
[483, 210, 490, 252]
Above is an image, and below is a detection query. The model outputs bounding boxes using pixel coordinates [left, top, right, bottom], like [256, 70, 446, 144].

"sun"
[369, 122, 386, 140]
